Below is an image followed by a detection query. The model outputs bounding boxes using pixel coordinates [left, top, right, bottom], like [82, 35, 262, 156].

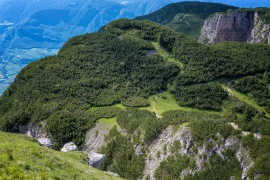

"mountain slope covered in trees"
[135, 2, 237, 38]
[1, 19, 270, 179]
[0, 0, 183, 95]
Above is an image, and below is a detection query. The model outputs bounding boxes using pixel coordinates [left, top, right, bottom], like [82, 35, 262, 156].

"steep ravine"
[199, 10, 270, 44]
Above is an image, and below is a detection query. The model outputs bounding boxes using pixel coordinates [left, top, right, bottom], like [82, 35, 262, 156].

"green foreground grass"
[0, 132, 120, 180]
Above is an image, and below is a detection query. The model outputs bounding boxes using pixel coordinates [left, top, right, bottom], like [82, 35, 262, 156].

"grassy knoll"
[154, 92, 184, 114]
[112, 103, 126, 109]
[140, 92, 220, 116]
[0, 132, 120, 180]
[98, 117, 118, 127]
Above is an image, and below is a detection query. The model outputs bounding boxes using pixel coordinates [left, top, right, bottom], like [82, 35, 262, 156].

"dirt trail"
[179, 14, 190, 26]
[153, 99, 161, 118]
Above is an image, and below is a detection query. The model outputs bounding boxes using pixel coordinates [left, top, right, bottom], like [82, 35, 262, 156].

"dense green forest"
[0, 27, 179, 148]
[172, 83, 227, 110]
[0, 16, 270, 179]
[117, 108, 169, 142]
[231, 76, 270, 112]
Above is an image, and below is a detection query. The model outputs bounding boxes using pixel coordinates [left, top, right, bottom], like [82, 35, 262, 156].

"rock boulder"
[61, 142, 78, 152]
[38, 138, 53, 148]
[88, 152, 105, 169]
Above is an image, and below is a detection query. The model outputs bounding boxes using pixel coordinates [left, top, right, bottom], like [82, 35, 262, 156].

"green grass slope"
[0, 131, 120, 180]
[135, 2, 237, 38]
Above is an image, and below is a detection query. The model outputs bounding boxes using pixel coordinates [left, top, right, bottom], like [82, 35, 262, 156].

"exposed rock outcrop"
[83, 122, 112, 153]
[13, 122, 47, 138]
[199, 10, 270, 44]
[37, 138, 53, 148]
[88, 152, 105, 169]
[225, 137, 254, 180]
[248, 12, 270, 44]
[13, 122, 54, 148]
[82, 114, 255, 179]
[134, 144, 143, 156]
[143, 126, 196, 180]
[142, 125, 254, 180]
[61, 142, 78, 152]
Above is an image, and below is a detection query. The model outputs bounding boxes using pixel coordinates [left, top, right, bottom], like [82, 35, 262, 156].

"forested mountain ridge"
[1, 18, 270, 179]
[136, 3, 270, 45]
[135, 2, 237, 39]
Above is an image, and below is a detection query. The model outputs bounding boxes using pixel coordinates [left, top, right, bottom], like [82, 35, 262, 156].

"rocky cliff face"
[142, 125, 253, 180]
[198, 10, 270, 44]
[249, 12, 270, 44]
[143, 126, 196, 180]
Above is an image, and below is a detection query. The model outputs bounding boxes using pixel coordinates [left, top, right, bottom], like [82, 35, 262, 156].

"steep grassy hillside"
[135, 2, 237, 38]
[1, 18, 270, 179]
[0, 131, 120, 179]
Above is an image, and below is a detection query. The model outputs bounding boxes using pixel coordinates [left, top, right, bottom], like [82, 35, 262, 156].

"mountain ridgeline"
[136, 2, 270, 45]
[135, 2, 237, 39]
[1, 17, 270, 179]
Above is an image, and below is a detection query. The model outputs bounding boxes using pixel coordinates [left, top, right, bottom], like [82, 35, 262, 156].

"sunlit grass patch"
[98, 117, 118, 127]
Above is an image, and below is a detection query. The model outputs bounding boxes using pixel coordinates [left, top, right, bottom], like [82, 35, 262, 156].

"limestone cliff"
[198, 10, 270, 44]
[249, 12, 270, 44]
[142, 125, 253, 180]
